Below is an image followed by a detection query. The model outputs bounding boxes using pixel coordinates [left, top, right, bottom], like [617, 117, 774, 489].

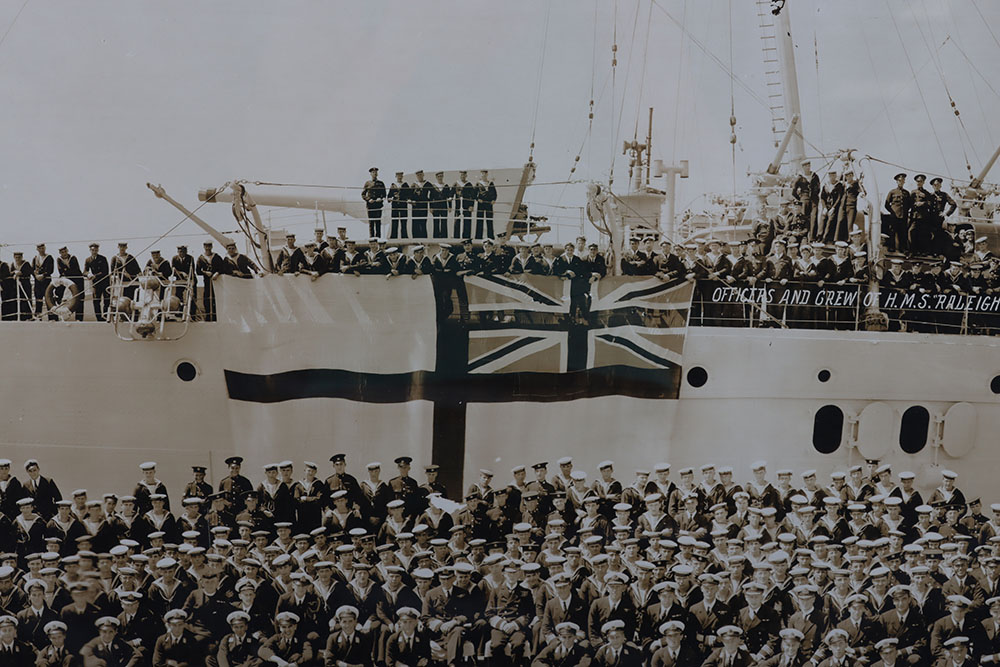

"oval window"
[813, 405, 843, 454]
[899, 406, 929, 454]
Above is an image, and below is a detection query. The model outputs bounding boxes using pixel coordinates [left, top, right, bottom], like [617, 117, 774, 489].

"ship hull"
[3, 306, 998, 498]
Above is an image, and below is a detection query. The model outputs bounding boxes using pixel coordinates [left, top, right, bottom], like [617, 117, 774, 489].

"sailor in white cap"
[535, 621, 586, 664]
[218, 610, 258, 665]
[928, 470, 966, 510]
[942, 636, 974, 665]
[649, 619, 689, 664]
[134, 462, 169, 514]
[553, 457, 575, 492]
[706, 625, 749, 665]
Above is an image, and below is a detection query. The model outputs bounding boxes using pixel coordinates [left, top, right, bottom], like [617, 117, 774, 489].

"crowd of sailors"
[0, 454, 1000, 665]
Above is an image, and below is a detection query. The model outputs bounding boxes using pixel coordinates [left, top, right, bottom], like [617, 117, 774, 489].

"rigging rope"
[671, 0, 687, 163]
[633, 0, 654, 139]
[858, 16, 903, 157]
[527, 0, 552, 164]
[971, 0, 1000, 52]
[728, 0, 736, 199]
[611, 0, 642, 185]
[885, 0, 950, 173]
[0, 0, 30, 54]
[610, 0, 618, 184]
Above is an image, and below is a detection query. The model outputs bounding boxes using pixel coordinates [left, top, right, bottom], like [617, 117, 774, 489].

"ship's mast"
[774, 5, 806, 169]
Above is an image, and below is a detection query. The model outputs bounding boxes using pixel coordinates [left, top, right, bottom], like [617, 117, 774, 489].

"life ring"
[44, 279, 81, 313]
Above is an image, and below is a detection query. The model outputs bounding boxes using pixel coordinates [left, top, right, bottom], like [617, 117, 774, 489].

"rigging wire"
[858, 16, 903, 157]
[611, 0, 643, 185]
[0, 0, 30, 54]
[911, 1, 977, 174]
[671, 0, 687, 163]
[632, 0, 655, 139]
[610, 0, 618, 184]
[527, 0, 552, 164]
[728, 0, 736, 199]
[971, 0, 1000, 52]
[813, 22, 825, 151]
[946, 3, 996, 147]
[885, 0, 951, 174]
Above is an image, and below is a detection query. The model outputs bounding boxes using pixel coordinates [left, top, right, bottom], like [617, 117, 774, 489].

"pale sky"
[1, 0, 998, 259]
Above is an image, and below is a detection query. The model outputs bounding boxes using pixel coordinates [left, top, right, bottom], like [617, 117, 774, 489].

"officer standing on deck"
[883, 173, 911, 254]
[909, 174, 935, 256]
[362, 167, 386, 238]
[388, 171, 410, 240]
[83, 243, 109, 322]
[930, 177, 958, 251]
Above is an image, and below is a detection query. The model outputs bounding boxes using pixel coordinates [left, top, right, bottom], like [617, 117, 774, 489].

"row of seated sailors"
[0, 513, 1000, 663]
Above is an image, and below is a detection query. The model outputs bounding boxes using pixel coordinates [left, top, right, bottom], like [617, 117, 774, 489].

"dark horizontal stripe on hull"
[225, 365, 680, 404]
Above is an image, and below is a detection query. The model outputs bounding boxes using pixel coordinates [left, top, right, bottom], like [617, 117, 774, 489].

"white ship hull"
[4, 286, 997, 498]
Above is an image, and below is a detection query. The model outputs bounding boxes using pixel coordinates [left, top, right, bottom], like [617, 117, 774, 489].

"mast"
[774, 5, 806, 169]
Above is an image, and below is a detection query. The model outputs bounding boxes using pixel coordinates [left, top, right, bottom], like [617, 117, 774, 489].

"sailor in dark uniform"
[223, 242, 258, 279]
[110, 242, 141, 301]
[553, 242, 589, 323]
[430, 171, 453, 240]
[145, 250, 172, 298]
[411, 170, 431, 239]
[196, 242, 224, 321]
[7, 252, 32, 320]
[21, 460, 60, 520]
[274, 233, 303, 275]
[403, 245, 432, 277]
[509, 244, 532, 274]
[55, 246, 84, 321]
[457, 170, 477, 238]
[883, 173, 911, 254]
[476, 170, 498, 239]
[432, 243, 462, 318]
[362, 167, 387, 238]
[31, 244, 54, 319]
[183, 466, 213, 507]
[170, 244, 195, 309]
[388, 171, 411, 240]
[133, 462, 169, 515]
[218, 456, 253, 513]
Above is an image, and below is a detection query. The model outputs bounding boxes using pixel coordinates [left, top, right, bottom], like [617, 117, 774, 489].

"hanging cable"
[971, 0, 1000, 52]
[813, 24, 825, 151]
[858, 16, 902, 157]
[946, 3, 996, 147]
[633, 0, 655, 138]
[671, 0, 687, 163]
[885, 0, 950, 173]
[728, 0, 737, 199]
[610, 0, 618, 185]
[911, 1, 977, 175]
[527, 0, 552, 164]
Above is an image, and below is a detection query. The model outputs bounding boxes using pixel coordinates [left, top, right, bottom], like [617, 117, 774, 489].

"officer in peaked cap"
[883, 172, 911, 254]
[420, 464, 448, 505]
[389, 456, 421, 518]
[219, 455, 253, 513]
[183, 465, 213, 507]
[327, 452, 364, 511]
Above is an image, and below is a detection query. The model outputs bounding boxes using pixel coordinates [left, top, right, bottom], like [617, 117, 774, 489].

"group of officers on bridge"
[1, 453, 1000, 665]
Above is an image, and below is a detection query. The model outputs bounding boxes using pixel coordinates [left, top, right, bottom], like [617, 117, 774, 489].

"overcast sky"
[1, 0, 998, 257]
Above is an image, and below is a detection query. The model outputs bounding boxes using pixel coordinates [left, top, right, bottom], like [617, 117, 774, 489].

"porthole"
[991, 375, 1000, 394]
[899, 406, 929, 454]
[176, 361, 197, 382]
[813, 405, 843, 454]
[687, 366, 708, 388]
[817, 369, 831, 383]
